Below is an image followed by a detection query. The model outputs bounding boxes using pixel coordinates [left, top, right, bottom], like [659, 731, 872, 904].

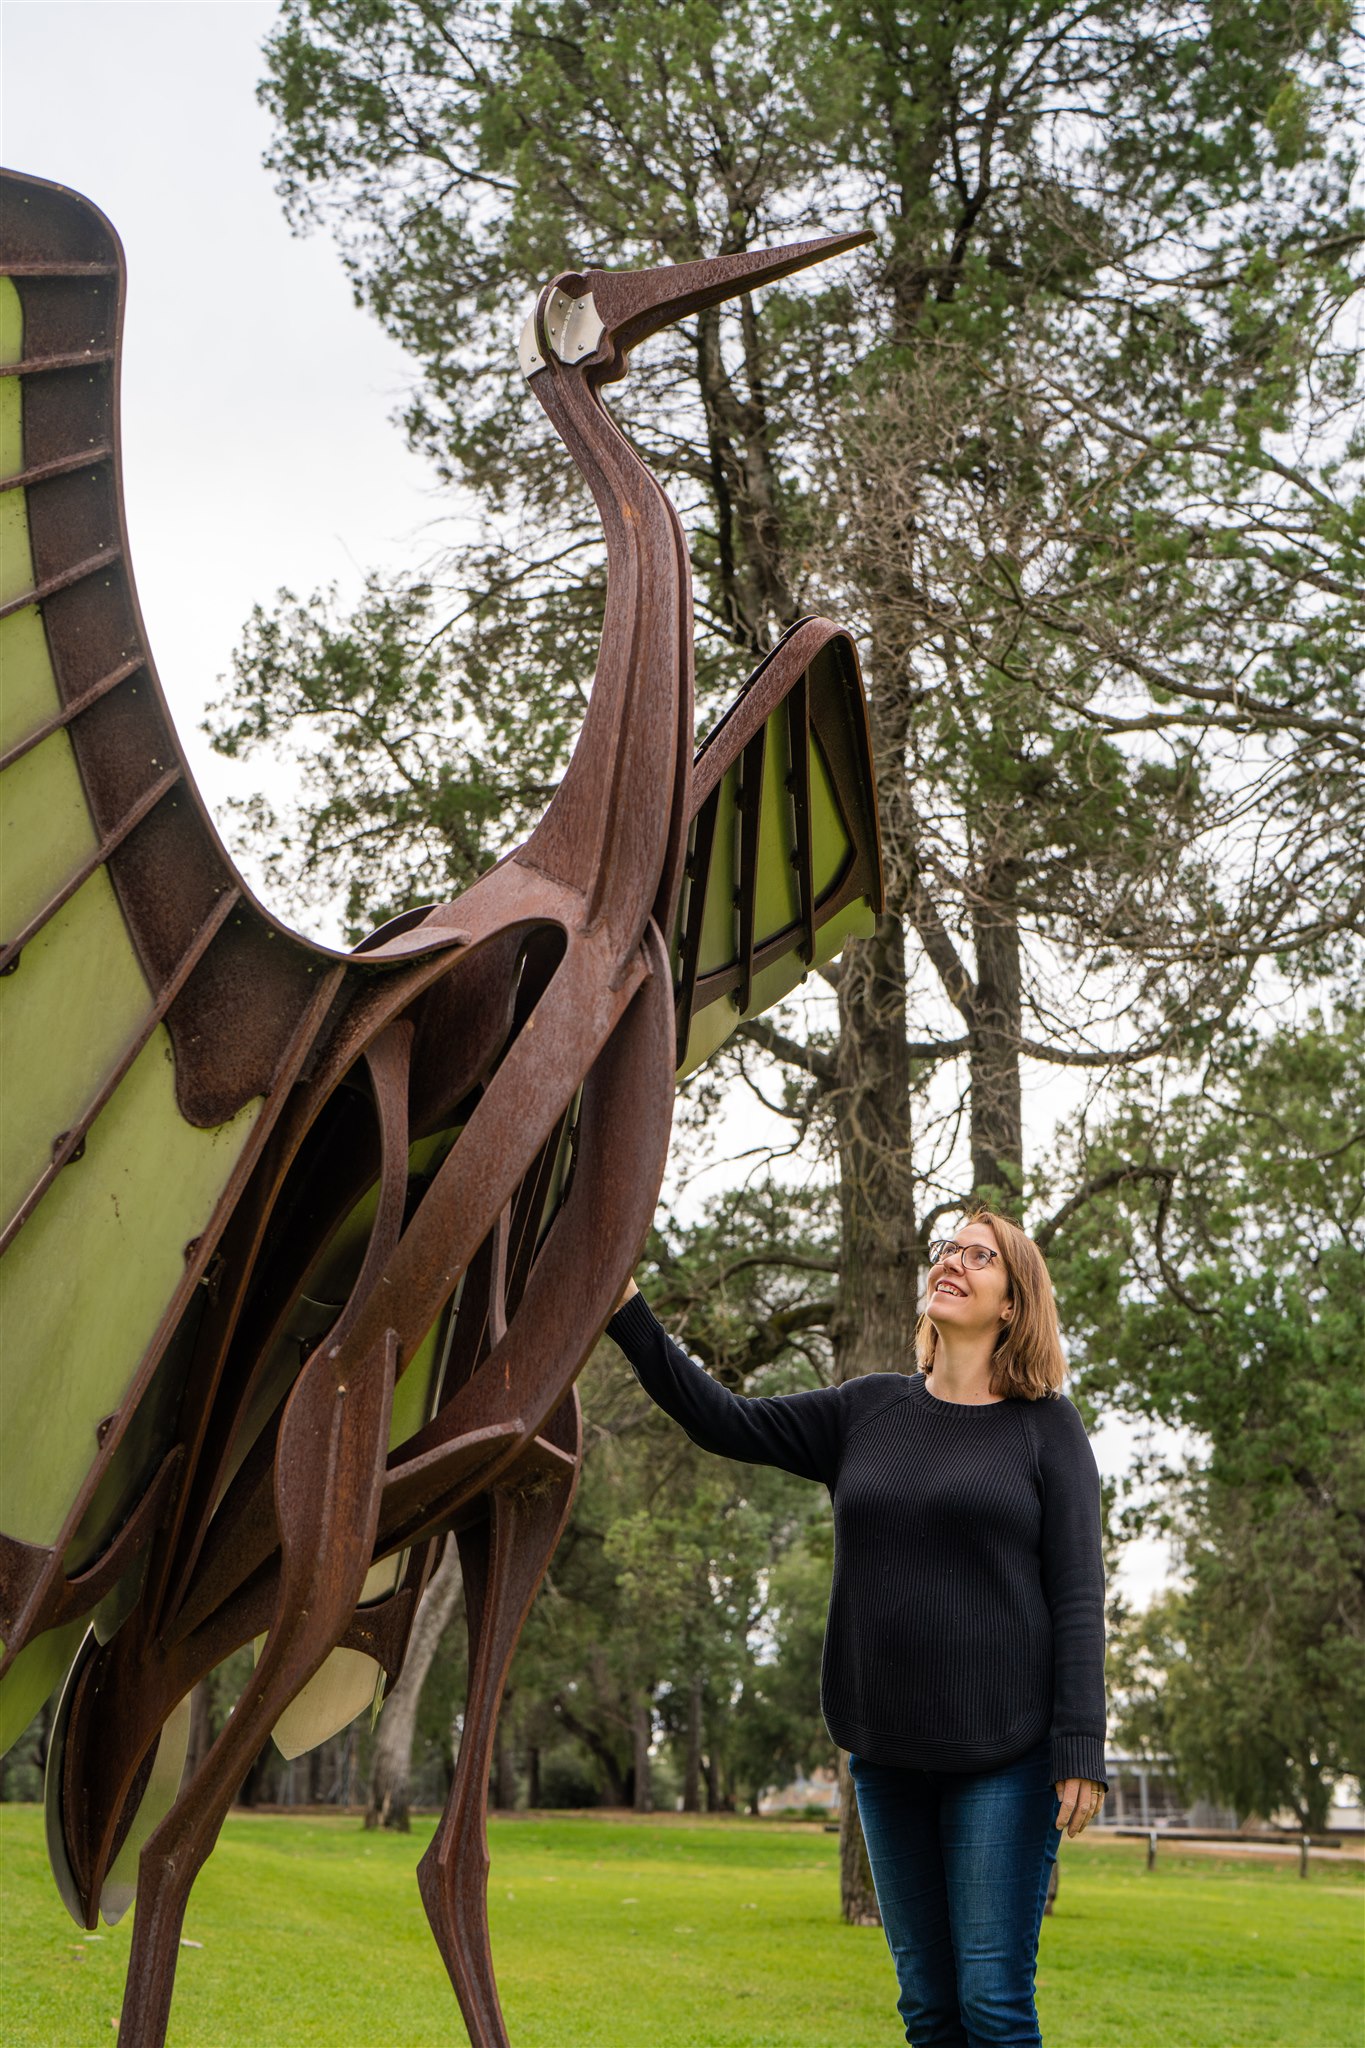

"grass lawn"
[2, 1805, 1360, 2046]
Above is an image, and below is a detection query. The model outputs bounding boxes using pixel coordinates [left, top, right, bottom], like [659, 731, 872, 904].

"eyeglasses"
[928, 1240, 1000, 1271]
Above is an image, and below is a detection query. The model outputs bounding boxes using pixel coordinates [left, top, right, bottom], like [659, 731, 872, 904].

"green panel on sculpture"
[534, 1089, 581, 1246]
[809, 730, 851, 896]
[389, 1297, 443, 1451]
[0, 1027, 260, 1546]
[677, 989, 740, 1078]
[269, 1644, 384, 1761]
[0, 376, 22, 479]
[685, 717, 852, 1001]
[99, 1695, 191, 1925]
[678, 893, 873, 1079]
[0, 863, 149, 1225]
[675, 697, 868, 1077]
[0, 607, 60, 752]
[753, 705, 801, 941]
[255, 1547, 407, 1764]
[300, 1179, 379, 1309]
[0, 278, 21, 493]
[0, 275, 21, 364]
[0, 1619, 86, 1754]
[0, 484, 33, 606]
[64, 1304, 203, 1581]
[696, 762, 740, 977]
[0, 727, 100, 941]
[811, 890, 875, 966]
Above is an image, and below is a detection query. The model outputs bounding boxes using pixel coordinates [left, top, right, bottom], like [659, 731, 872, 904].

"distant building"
[757, 1765, 840, 1816]
[1094, 1751, 1235, 1828]
[1328, 1779, 1364, 1829]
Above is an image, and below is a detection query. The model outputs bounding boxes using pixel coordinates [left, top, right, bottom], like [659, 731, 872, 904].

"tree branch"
[1034, 1164, 1175, 1250]
[733, 1015, 835, 1086]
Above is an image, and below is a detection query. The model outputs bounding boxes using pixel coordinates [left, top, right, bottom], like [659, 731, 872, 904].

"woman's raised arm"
[606, 1289, 846, 1486]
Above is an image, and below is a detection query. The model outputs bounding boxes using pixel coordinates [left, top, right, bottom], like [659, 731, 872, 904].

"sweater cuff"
[1050, 1734, 1108, 1790]
[606, 1292, 659, 1348]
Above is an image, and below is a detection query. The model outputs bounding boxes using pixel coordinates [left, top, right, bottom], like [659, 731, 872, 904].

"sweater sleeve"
[605, 1292, 844, 1486]
[1034, 1397, 1109, 1791]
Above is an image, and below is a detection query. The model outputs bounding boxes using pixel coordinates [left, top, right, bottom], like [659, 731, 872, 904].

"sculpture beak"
[523, 230, 873, 383]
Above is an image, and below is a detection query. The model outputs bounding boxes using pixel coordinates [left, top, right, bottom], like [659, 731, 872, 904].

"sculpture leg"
[417, 1391, 581, 2047]
[112, 1330, 398, 2048]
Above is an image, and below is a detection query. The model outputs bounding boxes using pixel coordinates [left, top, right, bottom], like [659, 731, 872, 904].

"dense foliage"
[1052, 1010, 1365, 1827]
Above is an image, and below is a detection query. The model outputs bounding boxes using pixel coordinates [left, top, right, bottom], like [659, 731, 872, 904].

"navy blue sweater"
[606, 1293, 1107, 1789]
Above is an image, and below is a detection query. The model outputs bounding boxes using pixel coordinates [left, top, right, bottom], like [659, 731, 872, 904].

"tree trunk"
[831, 908, 915, 1926]
[34, 1697, 53, 1779]
[237, 1740, 278, 1807]
[490, 1714, 513, 1811]
[550, 1694, 629, 1806]
[833, 911, 918, 1376]
[837, 1751, 881, 1925]
[1296, 1764, 1333, 1834]
[631, 1691, 653, 1813]
[184, 1680, 213, 1782]
[969, 862, 1024, 1209]
[365, 1540, 462, 1832]
[527, 1743, 541, 1810]
[682, 1669, 703, 1813]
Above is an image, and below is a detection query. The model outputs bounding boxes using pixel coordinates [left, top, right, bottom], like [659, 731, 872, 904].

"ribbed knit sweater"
[606, 1293, 1108, 1790]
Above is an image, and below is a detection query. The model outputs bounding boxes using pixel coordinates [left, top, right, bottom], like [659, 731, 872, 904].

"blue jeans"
[850, 1739, 1062, 2046]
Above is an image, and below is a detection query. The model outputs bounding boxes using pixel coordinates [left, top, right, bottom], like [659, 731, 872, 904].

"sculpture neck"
[520, 368, 692, 957]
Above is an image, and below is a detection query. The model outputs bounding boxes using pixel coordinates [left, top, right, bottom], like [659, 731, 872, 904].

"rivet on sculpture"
[0, 168, 883, 2047]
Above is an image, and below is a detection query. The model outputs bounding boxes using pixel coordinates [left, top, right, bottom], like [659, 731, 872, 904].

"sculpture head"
[520, 229, 872, 384]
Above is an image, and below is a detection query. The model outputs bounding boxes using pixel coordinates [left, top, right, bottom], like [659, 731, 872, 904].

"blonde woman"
[608, 1209, 1106, 2047]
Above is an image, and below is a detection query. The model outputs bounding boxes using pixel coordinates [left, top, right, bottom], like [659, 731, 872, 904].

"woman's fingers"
[1054, 1777, 1105, 1837]
[1054, 1779, 1078, 1831]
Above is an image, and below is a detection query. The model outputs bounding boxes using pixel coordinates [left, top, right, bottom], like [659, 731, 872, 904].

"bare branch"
[1034, 1164, 1175, 1250]
[734, 1015, 836, 1086]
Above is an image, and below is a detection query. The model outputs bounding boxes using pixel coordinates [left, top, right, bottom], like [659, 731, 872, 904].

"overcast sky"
[3, 1, 1179, 1607]
[4, 0, 451, 899]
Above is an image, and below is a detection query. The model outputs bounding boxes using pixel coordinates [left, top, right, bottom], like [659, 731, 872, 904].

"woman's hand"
[615, 1276, 639, 1312]
[1054, 1777, 1104, 1839]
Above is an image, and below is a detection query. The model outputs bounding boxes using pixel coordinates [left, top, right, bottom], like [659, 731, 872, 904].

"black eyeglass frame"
[927, 1239, 1001, 1271]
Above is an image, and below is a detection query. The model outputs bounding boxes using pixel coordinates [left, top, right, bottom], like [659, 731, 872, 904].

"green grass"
[2, 1805, 1360, 2045]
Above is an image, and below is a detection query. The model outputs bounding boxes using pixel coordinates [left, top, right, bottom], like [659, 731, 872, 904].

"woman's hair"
[916, 1207, 1067, 1400]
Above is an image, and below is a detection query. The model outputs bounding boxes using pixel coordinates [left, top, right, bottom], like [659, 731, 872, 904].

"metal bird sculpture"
[0, 167, 882, 2046]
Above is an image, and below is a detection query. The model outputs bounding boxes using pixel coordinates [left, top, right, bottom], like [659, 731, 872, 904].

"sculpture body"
[0, 168, 882, 2043]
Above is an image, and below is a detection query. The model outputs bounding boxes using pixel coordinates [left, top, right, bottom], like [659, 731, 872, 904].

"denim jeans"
[849, 1738, 1062, 2047]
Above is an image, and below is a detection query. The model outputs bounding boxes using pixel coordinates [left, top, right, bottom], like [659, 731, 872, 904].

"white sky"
[3, 0, 449, 881]
[2, 0, 1178, 1608]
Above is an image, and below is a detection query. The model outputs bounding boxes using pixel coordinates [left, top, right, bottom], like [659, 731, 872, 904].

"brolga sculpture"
[0, 168, 883, 2046]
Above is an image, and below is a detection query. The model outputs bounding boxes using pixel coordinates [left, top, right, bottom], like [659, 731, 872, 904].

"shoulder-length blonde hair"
[916, 1207, 1066, 1401]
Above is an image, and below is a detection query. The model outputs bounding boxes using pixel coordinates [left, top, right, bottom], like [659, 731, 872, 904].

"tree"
[726, 1512, 837, 1813]
[221, 0, 1365, 1915]
[366, 1541, 464, 1831]
[1051, 1007, 1365, 1828]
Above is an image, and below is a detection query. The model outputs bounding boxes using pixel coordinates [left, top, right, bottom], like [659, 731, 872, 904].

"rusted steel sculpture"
[0, 166, 882, 2045]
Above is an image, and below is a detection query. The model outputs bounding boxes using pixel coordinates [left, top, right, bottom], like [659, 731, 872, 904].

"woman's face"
[925, 1221, 1012, 1343]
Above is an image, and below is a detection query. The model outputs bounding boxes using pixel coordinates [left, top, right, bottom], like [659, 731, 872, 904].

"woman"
[607, 1208, 1106, 2048]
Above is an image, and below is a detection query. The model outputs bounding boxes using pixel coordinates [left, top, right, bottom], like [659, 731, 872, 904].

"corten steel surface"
[0, 166, 883, 2045]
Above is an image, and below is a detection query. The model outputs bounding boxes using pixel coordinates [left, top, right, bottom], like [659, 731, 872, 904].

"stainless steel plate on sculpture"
[0, 167, 883, 2046]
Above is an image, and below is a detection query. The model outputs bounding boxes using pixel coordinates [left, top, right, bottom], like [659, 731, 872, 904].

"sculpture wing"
[0, 170, 400, 1728]
[672, 617, 884, 1075]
